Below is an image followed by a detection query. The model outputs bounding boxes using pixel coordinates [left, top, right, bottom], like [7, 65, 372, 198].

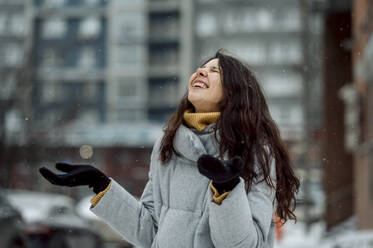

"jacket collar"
[174, 124, 220, 162]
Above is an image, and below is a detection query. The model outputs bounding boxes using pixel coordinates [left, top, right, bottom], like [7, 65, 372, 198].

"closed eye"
[201, 65, 220, 73]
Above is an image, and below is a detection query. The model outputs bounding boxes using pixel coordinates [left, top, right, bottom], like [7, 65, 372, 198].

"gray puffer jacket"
[91, 124, 277, 248]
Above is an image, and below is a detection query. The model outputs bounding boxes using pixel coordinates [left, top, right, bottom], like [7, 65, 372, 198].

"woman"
[40, 50, 300, 248]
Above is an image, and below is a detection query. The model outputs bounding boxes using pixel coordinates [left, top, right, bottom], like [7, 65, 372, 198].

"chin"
[188, 95, 201, 106]
[187, 92, 196, 103]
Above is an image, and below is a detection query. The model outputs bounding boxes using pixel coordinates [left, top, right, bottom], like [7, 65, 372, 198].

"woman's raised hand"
[39, 162, 111, 194]
[197, 155, 244, 193]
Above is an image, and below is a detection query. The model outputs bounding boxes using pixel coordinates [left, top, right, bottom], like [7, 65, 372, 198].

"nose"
[196, 67, 207, 77]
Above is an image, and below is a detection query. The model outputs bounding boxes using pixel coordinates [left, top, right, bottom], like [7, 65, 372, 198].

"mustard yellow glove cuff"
[210, 181, 230, 205]
[90, 181, 112, 207]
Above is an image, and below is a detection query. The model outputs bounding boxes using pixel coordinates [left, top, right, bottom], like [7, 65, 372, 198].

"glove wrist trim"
[91, 180, 112, 207]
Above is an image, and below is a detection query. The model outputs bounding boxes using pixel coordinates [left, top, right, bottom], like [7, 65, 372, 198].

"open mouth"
[192, 80, 209, 89]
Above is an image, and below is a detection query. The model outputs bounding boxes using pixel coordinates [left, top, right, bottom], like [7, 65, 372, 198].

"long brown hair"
[159, 49, 300, 224]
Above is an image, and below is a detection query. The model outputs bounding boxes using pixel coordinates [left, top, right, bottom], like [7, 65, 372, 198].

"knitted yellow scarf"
[183, 109, 220, 131]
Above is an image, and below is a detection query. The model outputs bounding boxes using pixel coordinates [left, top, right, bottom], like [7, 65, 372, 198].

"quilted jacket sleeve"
[90, 171, 157, 248]
[88, 135, 161, 248]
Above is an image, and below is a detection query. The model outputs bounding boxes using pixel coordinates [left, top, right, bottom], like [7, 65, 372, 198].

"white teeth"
[193, 82, 208, 88]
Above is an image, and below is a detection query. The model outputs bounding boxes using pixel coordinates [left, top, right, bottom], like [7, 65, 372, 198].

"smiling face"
[187, 58, 224, 113]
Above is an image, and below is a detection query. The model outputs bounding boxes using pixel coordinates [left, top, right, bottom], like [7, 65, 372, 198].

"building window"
[5, 109, 22, 134]
[282, 9, 301, 31]
[117, 78, 144, 100]
[119, 82, 137, 98]
[268, 40, 302, 64]
[84, 0, 100, 5]
[78, 47, 96, 68]
[78, 109, 98, 123]
[198, 41, 219, 62]
[268, 104, 303, 129]
[4, 44, 23, 66]
[268, 104, 282, 125]
[148, 107, 174, 123]
[273, 8, 301, 31]
[42, 110, 63, 124]
[113, 14, 145, 43]
[223, 8, 273, 33]
[310, 13, 323, 35]
[148, 81, 178, 107]
[288, 105, 303, 126]
[279, 104, 304, 128]
[41, 82, 63, 103]
[83, 82, 97, 100]
[78, 17, 101, 40]
[40, 49, 63, 68]
[241, 42, 266, 65]
[44, 0, 67, 8]
[113, 45, 144, 71]
[196, 12, 217, 37]
[0, 14, 7, 34]
[42, 18, 67, 39]
[225, 40, 266, 65]
[261, 72, 303, 97]
[149, 13, 179, 41]
[0, 74, 16, 99]
[149, 47, 178, 67]
[256, 9, 273, 31]
[240, 9, 259, 32]
[117, 109, 143, 122]
[10, 13, 25, 36]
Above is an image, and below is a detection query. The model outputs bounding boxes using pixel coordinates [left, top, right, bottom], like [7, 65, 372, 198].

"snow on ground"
[274, 221, 325, 248]
[274, 217, 373, 248]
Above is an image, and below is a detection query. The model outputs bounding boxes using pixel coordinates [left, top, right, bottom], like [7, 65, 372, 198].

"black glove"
[197, 155, 244, 194]
[39, 162, 111, 194]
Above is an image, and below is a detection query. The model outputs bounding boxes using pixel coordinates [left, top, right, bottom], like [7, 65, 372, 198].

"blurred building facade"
[20, 0, 324, 145]
[322, 0, 373, 232]
[0, 0, 192, 196]
[3, 0, 373, 239]
[0, 0, 28, 105]
[0, 0, 149, 195]
[27, 0, 194, 144]
[147, 0, 193, 122]
[1, 0, 325, 206]
[32, 0, 107, 128]
[106, 0, 147, 123]
[193, 0, 323, 142]
[0, 0, 33, 189]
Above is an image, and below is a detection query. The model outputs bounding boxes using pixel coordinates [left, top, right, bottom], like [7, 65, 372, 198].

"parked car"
[6, 190, 103, 248]
[0, 191, 29, 248]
